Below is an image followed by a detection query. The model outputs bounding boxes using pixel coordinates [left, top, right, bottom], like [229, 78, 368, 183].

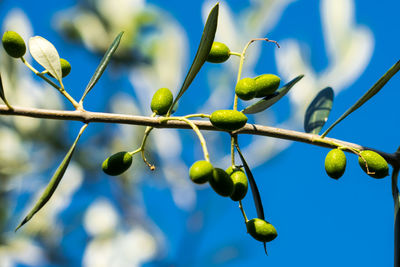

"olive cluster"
[101, 41, 280, 245]
[324, 148, 389, 180]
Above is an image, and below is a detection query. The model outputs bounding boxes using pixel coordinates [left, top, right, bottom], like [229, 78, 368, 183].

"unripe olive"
[150, 88, 173, 115]
[210, 110, 248, 131]
[189, 160, 213, 184]
[48, 58, 71, 78]
[206, 42, 230, 63]
[209, 168, 234, 197]
[246, 218, 278, 242]
[235, 78, 257, 101]
[253, 74, 280, 98]
[225, 166, 243, 176]
[229, 170, 248, 201]
[102, 151, 132, 176]
[324, 149, 346, 179]
[2, 31, 26, 58]
[358, 150, 389, 179]
[60, 58, 71, 77]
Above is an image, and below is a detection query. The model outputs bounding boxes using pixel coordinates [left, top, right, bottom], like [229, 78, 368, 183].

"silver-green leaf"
[15, 124, 88, 231]
[29, 36, 62, 84]
[321, 60, 400, 138]
[304, 87, 334, 134]
[80, 32, 124, 104]
[242, 75, 304, 114]
[167, 3, 219, 115]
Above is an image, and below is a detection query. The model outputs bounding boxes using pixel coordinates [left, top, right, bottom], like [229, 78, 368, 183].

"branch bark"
[0, 104, 398, 167]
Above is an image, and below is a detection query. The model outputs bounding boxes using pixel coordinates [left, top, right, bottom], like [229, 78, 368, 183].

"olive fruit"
[246, 218, 278, 242]
[2, 31, 26, 58]
[189, 160, 213, 184]
[358, 150, 389, 179]
[229, 169, 248, 201]
[206, 42, 230, 63]
[209, 168, 234, 197]
[235, 78, 257, 100]
[210, 110, 248, 131]
[324, 149, 346, 179]
[225, 166, 243, 176]
[253, 74, 280, 98]
[102, 151, 133, 176]
[150, 88, 173, 115]
[48, 58, 71, 78]
[60, 58, 71, 77]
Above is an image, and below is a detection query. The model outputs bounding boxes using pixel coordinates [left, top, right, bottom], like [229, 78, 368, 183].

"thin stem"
[140, 126, 155, 170]
[229, 51, 241, 57]
[20, 57, 82, 110]
[0, 105, 398, 167]
[183, 113, 210, 119]
[239, 200, 248, 224]
[160, 116, 210, 162]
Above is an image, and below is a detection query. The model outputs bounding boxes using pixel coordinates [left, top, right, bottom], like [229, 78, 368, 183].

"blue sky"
[0, 0, 400, 266]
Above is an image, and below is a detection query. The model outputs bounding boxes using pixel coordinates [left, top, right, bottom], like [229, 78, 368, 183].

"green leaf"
[392, 168, 400, 266]
[29, 36, 62, 84]
[235, 141, 268, 255]
[167, 3, 219, 115]
[321, 60, 400, 138]
[242, 75, 304, 114]
[235, 142, 265, 220]
[304, 87, 334, 134]
[79, 32, 124, 103]
[0, 73, 11, 109]
[15, 124, 88, 231]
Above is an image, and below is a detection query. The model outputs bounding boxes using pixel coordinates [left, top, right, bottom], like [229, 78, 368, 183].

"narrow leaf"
[29, 36, 62, 84]
[321, 60, 400, 138]
[0, 73, 12, 109]
[80, 32, 124, 103]
[235, 141, 268, 255]
[167, 3, 219, 115]
[15, 124, 88, 231]
[235, 142, 265, 220]
[242, 75, 304, 114]
[392, 168, 400, 267]
[304, 87, 334, 134]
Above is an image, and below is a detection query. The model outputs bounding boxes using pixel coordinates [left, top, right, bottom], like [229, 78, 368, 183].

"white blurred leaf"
[29, 36, 62, 83]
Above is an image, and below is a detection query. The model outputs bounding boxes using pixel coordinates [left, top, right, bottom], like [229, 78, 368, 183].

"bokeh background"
[0, 0, 399, 266]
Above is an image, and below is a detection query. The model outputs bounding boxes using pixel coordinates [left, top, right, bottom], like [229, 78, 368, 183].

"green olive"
[150, 88, 173, 115]
[235, 78, 257, 101]
[209, 168, 234, 197]
[60, 58, 71, 77]
[358, 150, 389, 179]
[48, 58, 71, 78]
[246, 218, 278, 242]
[225, 166, 243, 176]
[189, 160, 214, 184]
[324, 149, 346, 179]
[102, 151, 133, 176]
[253, 74, 280, 98]
[210, 110, 248, 131]
[229, 170, 248, 201]
[206, 42, 230, 63]
[2, 31, 26, 58]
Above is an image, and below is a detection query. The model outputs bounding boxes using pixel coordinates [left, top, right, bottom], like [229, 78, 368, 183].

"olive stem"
[183, 113, 210, 119]
[139, 112, 157, 170]
[20, 57, 81, 110]
[238, 200, 248, 223]
[160, 116, 210, 162]
[229, 51, 241, 57]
